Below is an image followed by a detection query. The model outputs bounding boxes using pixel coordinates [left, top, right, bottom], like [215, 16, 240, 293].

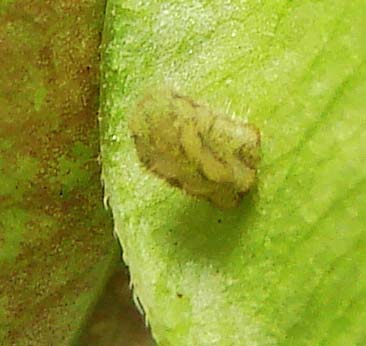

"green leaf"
[100, 1, 366, 345]
[0, 1, 116, 345]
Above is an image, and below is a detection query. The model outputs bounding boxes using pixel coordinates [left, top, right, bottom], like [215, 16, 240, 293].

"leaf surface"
[100, 1, 366, 345]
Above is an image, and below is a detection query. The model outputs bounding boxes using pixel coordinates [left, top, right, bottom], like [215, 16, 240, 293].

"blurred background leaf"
[0, 1, 152, 345]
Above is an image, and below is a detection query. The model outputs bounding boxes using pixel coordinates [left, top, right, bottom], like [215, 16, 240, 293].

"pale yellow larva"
[129, 87, 261, 209]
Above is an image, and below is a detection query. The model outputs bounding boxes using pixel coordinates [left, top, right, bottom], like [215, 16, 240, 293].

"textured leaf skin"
[0, 1, 116, 345]
[100, 1, 366, 346]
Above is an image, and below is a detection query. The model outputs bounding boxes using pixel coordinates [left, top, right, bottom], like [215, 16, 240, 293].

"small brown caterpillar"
[128, 87, 261, 209]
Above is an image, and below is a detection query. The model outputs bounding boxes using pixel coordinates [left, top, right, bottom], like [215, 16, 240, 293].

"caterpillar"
[129, 87, 260, 209]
